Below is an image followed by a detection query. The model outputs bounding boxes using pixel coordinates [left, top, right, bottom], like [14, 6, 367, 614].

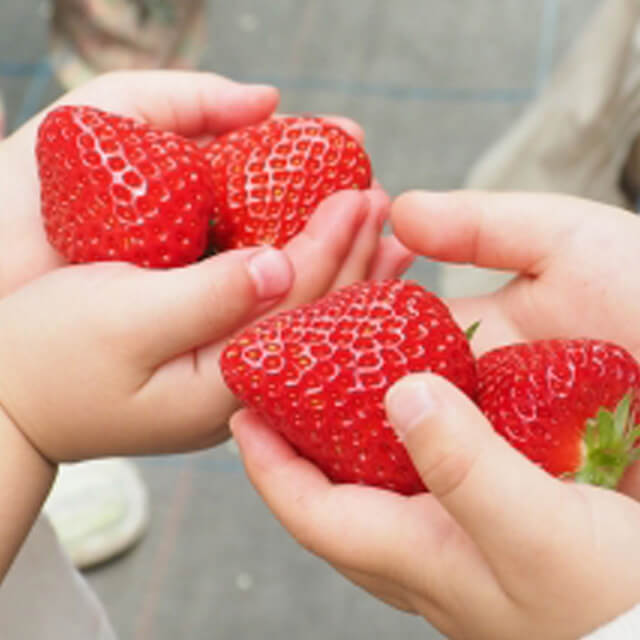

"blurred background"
[1, 1, 600, 638]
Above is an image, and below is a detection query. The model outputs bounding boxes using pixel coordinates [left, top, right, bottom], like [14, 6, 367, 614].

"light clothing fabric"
[2, 514, 638, 639]
[0, 515, 117, 640]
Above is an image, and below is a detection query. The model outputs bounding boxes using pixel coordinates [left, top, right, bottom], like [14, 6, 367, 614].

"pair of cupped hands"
[2, 71, 640, 640]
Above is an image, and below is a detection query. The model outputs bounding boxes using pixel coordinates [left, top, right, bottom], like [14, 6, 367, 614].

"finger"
[385, 373, 575, 579]
[329, 189, 389, 289]
[32, 71, 280, 138]
[230, 409, 433, 574]
[445, 291, 527, 357]
[366, 187, 391, 225]
[391, 190, 625, 275]
[229, 408, 503, 613]
[618, 459, 640, 501]
[131, 192, 369, 448]
[104, 247, 294, 365]
[140, 192, 368, 415]
[273, 190, 369, 310]
[368, 235, 415, 281]
[134, 192, 369, 450]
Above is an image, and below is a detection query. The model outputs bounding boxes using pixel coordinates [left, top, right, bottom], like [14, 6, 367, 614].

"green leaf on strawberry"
[477, 339, 640, 489]
[573, 392, 640, 488]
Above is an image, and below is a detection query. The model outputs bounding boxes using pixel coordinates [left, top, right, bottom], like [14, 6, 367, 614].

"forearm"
[0, 405, 56, 581]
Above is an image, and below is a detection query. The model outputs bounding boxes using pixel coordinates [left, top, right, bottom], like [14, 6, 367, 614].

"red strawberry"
[37, 105, 214, 268]
[204, 116, 372, 250]
[477, 339, 640, 488]
[221, 279, 476, 495]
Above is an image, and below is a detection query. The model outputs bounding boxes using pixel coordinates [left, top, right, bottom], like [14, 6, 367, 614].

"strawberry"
[204, 116, 372, 250]
[477, 339, 640, 488]
[221, 279, 476, 495]
[37, 105, 214, 268]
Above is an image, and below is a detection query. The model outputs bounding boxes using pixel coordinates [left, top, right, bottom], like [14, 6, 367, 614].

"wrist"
[0, 403, 57, 579]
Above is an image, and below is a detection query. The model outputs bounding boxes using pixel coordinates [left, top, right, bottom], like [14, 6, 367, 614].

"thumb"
[385, 373, 569, 574]
[115, 247, 294, 365]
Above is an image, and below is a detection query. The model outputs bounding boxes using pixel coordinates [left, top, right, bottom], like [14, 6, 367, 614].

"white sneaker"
[43, 458, 149, 569]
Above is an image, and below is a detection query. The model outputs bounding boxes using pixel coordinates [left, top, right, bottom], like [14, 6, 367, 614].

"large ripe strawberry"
[37, 105, 214, 268]
[221, 279, 476, 495]
[204, 116, 372, 250]
[477, 339, 640, 488]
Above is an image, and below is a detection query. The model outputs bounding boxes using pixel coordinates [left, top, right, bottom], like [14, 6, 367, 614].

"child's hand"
[0, 245, 292, 461]
[0, 70, 278, 292]
[229, 191, 640, 639]
[0, 102, 409, 578]
[391, 191, 640, 498]
[391, 190, 640, 364]
[0, 70, 407, 294]
[0, 183, 407, 463]
[231, 373, 640, 640]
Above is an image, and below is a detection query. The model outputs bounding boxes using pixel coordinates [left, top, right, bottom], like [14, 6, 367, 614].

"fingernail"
[248, 248, 293, 299]
[386, 379, 435, 440]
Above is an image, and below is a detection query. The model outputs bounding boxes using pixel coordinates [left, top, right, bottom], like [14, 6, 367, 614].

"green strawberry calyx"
[573, 392, 640, 489]
[465, 321, 481, 341]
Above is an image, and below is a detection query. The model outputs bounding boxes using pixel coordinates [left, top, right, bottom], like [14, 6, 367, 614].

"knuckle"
[201, 269, 252, 328]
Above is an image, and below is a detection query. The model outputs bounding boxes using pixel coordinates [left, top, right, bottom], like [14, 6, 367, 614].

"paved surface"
[1, 1, 599, 638]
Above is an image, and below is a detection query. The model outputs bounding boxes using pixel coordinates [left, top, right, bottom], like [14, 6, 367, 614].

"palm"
[0, 70, 389, 298]
[437, 209, 640, 498]
[230, 400, 640, 640]
[447, 210, 640, 362]
[0, 70, 282, 294]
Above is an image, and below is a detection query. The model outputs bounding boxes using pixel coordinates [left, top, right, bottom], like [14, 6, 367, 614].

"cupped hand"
[0, 182, 408, 462]
[391, 190, 640, 362]
[392, 190, 640, 497]
[228, 190, 640, 639]
[231, 372, 640, 640]
[0, 69, 407, 295]
[0, 70, 281, 293]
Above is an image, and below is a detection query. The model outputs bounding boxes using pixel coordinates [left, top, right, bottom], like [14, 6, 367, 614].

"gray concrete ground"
[1, 1, 598, 638]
